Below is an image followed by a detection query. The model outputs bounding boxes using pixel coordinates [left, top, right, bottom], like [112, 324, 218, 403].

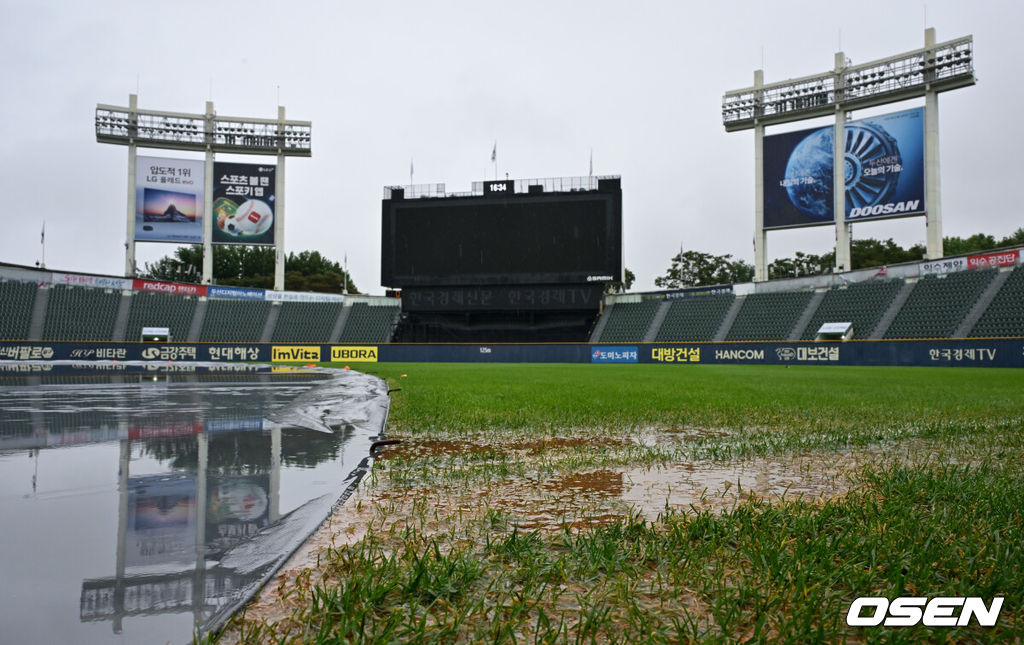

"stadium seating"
[271, 301, 344, 342]
[655, 295, 735, 342]
[336, 303, 399, 343]
[800, 278, 903, 340]
[124, 291, 197, 342]
[968, 265, 1024, 337]
[884, 268, 997, 339]
[596, 300, 661, 343]
[725, 291, 815, 341]
[199, 299, 272, 343]
[0, 280, 37, 340]
[41, 284, 121, 341]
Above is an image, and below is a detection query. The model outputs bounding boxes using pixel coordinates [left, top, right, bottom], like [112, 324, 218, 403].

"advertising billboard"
[212, 162, 276, 245]
[763, 108, 924, 229]
[134, 157, 204, 243]
[125, 473, 197, 567]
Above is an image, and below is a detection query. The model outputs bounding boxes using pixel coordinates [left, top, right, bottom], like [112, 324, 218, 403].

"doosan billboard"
[763, 107, 924, 229]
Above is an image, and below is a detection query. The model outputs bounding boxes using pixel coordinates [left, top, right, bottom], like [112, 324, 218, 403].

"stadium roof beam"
[721, 34, 974, 132]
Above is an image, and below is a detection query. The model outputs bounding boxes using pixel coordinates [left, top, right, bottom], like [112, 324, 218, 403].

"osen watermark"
[847, 597, 1004, 627]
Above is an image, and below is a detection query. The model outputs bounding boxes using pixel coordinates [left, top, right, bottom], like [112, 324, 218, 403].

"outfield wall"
[1, 339, 1022, 369]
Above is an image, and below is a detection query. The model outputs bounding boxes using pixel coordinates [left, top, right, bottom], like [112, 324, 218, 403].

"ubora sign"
[330, 346, 378, 362]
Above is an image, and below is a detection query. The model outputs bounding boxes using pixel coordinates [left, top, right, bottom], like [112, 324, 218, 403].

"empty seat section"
[42, 284, 121, 341]
[597, 300, 660, 343]
[272, 301, 344, 342]
[800, 279, 903, 340]
[725, 291, 814, 341]
[0, 280, 38, 340]
[969, 265, 1024, 337]
[655, 295, 735, 342]
[199, 299, 271, 342]
[884, 268, 997, 339]
[124, 291, 196, 342]
[337, 303, 398, 343]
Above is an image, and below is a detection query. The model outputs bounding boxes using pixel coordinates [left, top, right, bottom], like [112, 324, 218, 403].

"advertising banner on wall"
[763, 108, 925, 229]
[212, 162, 276, 245]
[967, 249, 1020, 270]
[135, 156, 204, 243]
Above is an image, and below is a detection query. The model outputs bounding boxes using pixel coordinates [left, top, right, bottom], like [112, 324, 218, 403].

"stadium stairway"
[329, 304, 353, 343]
[112, 292, 132, 342]
[28, 286, 49, 340]
[260, 303, 281, 342]
[188, 299, 208, 342]
[714, 296, 744, 341]
[588, 303, 613, 343]
[870, 280, 915, 339]
[789, 290, 826, 340]
[643, 301, 672, 342]
[955, 269, 1011, 337]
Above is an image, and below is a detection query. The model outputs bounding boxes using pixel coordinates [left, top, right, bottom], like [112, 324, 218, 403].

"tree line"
[142, 246, 358, 294]
[654, 228, 1024, 289]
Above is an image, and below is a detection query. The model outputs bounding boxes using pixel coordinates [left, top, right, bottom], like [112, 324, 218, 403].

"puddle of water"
[0, 365, 389, 645]
[222, 431, 954, 639]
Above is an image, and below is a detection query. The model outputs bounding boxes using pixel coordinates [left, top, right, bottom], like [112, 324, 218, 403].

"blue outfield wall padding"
[0, 339, 1022, 368]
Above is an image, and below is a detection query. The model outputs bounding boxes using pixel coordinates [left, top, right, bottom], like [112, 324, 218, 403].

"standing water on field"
[0, 363, 390, 645]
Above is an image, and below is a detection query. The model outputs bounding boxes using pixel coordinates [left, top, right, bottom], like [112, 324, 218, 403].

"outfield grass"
[220, 364, 1024, 643]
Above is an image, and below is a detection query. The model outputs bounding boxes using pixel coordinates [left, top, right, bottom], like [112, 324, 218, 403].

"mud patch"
[219, 435, 952, 640]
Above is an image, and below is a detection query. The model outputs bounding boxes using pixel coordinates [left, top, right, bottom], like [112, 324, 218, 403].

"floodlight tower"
[95, 96, 311, 289]
[723, 28, 975, 281]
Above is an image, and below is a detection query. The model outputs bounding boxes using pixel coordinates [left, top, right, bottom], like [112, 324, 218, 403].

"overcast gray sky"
[2, 0, 1021, 293]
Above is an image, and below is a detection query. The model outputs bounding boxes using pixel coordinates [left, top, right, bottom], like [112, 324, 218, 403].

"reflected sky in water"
[0, 366, 389, 645]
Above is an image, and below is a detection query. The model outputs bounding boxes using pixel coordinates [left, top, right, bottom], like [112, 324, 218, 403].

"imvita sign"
[847, 596, 1004, 627]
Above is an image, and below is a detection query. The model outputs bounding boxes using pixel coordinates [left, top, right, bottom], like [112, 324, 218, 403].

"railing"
[384, 176, 619, 199]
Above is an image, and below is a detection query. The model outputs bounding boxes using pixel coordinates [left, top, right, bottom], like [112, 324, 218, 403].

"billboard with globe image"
[212, 161, 276, 245]
[763, 107, 925, 229]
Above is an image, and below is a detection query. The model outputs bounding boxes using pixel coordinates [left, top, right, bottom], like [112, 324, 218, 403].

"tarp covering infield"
[1, 339, 1022, 368]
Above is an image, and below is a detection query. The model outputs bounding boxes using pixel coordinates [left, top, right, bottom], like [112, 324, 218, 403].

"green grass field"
[220, 364, 1024, 643]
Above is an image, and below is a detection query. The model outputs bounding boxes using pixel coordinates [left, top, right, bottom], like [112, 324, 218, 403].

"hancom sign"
[763, 108, 924, 229]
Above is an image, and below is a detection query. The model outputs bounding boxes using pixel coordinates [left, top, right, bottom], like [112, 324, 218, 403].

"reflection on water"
[0, 366, 390, 645]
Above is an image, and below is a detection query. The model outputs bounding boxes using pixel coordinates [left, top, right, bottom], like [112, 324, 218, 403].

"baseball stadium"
[1, 27, 1022, 645]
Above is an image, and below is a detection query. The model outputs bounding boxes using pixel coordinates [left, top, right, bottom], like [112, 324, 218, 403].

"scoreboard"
[381, 178, 621, 290]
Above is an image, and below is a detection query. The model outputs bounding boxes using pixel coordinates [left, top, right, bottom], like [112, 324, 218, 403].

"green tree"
[141, 246, 357, 293]
[655, 250, 754, 288]
[606, 268, 636, 294]
[942, 233, 998, 257]
[769, 251, 831, 279]
[998, 227, 1024, 247]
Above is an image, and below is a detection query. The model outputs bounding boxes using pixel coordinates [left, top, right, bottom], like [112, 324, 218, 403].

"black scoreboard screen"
[381, 181, 621, 288]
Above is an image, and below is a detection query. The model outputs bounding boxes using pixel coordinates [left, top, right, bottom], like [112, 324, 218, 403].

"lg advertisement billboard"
[134, 156, 204, 243]
[763, 107, 924, 230]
